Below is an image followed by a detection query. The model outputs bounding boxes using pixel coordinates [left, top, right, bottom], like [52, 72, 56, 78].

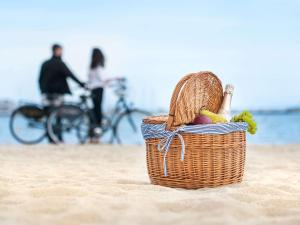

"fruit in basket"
[231, 111, 257, 135]
[200, 109, 228, 123]
[192, 115, 212, 125]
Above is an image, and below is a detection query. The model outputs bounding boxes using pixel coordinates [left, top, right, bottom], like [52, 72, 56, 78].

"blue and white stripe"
[141, 122, 247, 176]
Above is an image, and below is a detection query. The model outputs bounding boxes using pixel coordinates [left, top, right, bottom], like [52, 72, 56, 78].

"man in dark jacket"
[39, 44, 84, 143]
[39, 44, 84, 95]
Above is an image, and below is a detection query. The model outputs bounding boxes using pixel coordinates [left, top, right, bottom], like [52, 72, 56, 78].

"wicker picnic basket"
[142, 71, 246, 189]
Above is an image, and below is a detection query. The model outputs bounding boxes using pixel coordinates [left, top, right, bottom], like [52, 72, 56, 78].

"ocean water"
[1, 113, 300, 145]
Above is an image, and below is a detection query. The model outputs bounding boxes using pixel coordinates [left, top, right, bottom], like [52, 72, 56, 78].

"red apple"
[192, 115, 212, 125]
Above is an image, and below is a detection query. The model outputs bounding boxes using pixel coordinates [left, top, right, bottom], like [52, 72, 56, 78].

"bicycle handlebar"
[74, 77, 128, 102]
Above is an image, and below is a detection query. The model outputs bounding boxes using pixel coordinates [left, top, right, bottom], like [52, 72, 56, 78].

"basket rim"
[141, 118, 248, 144]
[142, 115, 248, 128]
[143, 115, 168, 124]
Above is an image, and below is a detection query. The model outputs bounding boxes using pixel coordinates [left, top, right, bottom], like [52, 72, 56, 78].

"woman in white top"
[88, 48, 110, 139]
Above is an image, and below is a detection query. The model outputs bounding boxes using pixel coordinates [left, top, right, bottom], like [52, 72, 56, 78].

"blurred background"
[0, 0, 300, 144]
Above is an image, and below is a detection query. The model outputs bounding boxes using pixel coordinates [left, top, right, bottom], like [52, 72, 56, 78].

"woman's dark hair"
[90, 48, 105, 69]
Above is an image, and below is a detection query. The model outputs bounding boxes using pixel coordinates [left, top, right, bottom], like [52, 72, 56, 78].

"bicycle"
[9, 94, 66, 144]
[47, 78, 151, 144]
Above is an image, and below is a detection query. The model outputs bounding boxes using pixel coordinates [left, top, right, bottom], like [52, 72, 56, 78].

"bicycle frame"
[77, 79, 135, 128]
[108, 97, 133, 123]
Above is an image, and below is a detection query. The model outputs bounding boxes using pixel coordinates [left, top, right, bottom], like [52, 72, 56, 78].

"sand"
[0, 144, 299, 225]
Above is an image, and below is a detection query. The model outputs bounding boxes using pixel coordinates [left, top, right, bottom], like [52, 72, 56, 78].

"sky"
[0, 0, 300, 111]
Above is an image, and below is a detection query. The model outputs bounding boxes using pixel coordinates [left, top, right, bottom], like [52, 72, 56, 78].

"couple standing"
[39, 44, 113, 142]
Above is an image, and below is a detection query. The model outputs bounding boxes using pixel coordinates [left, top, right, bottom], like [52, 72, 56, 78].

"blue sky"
[0, 0, 300, 111]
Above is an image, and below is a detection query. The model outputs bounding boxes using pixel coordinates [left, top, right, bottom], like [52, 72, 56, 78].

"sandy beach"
[0, 144, 299, 225]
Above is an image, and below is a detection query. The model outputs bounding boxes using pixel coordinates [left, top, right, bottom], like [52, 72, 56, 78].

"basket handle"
[166, 71, 222, 130]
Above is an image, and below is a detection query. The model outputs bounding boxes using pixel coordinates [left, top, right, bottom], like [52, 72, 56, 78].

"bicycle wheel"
[114, 109, 151, 144]
[47, 105, 90, 144]
[10, 105, 47, 144]
[99, 116, 115, 143]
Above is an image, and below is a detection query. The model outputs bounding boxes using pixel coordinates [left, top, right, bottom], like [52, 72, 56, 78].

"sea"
[1, 112, 300, 145]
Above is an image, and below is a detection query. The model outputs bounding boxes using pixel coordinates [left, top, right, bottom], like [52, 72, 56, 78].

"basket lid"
[166, 71, 223, 129]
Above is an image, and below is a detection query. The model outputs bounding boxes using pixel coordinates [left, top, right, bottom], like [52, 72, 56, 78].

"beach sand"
[0, 144, 299, 225]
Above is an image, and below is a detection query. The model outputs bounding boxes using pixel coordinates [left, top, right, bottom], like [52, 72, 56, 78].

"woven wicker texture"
[143, 115, 168, 124]
[143, 71, 247, 189]
[167, 71, 223, 129]
[146, 132, 246, 189]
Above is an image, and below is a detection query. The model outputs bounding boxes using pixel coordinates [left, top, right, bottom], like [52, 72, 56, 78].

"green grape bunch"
[231, 111, 257, 135]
